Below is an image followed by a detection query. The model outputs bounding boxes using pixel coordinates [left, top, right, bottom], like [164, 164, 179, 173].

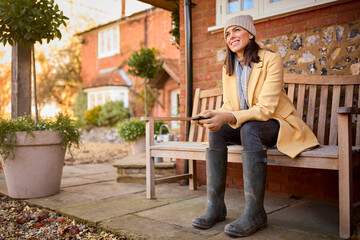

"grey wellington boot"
[192, 148, 227, 229]
[224, 150, 269, 237]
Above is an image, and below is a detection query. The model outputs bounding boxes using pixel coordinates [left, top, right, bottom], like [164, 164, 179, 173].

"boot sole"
[192, 216, 226, 229]
[224, 223, 267, 237]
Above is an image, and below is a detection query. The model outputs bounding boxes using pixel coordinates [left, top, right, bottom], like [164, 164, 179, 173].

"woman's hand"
[192, 111, 235, 132]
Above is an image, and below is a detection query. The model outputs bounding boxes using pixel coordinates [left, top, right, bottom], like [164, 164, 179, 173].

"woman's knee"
[240, 122, 259, 138]
[209, 124, 234, 149]
[240, 121, 263, 150]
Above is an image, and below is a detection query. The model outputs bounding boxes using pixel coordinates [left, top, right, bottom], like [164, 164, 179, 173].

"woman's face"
[225, 25, 253, 57]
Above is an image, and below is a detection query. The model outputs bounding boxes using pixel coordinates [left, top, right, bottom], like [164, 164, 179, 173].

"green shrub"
[97, 101, 130, 127]
[0, 113, 80, 162]
[117, 119, 170, 143]
[154, 121, 169, 135]
[117, 118, 145, 142]
[84, 106, 102, 126]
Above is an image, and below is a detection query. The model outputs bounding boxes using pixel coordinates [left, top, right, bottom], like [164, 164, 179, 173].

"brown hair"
[224, 38, 260, 76]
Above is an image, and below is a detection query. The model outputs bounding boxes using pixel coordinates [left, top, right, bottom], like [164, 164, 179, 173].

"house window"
[212, 0, 338, 31]
[98, 25, 120, 59]
[97, 93, 104, 106]
[105, 92, 111, 102]
[90, 94, 95, 109]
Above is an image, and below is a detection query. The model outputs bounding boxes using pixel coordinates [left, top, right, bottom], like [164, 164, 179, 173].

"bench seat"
[150, 142, 360, 170]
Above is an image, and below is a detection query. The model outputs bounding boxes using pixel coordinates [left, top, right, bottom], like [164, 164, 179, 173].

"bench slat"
[287, 84, 295, 102]
[317, 85, 328, 145]
[199, 87, 223, 98]
[284, 74, 360, 85]
[330, 86, 341, 145]
[296, 84, 306, 118]
[149, 142, 347, 170]
[196, 98, 207, 142]
[150, 141, 338, 157]
[345, 85, 354, 107]
[307, 85, 317, 131]
[189, 88, 201, 142]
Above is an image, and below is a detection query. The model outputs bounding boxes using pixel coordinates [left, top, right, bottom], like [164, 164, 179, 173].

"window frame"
[98, 24, 120, 59]
[210, 0, 339, 32]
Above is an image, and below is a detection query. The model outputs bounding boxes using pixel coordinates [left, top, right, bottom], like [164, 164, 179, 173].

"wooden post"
[11, 44, 32, 118]
[145, 118, 155, 199]
[338, 111, 353, 238]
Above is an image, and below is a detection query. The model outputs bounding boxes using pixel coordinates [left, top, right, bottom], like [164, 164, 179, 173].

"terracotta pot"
[0, 131, 65, 199]
[131, 136, 146, 154]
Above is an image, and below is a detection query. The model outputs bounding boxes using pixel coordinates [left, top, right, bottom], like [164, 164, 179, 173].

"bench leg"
[189, 159, 197, 190]
[146, 154, 155, 199]
[338, 113, 353, 238]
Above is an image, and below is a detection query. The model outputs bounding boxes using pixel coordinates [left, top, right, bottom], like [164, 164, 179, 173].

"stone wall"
[81, 127, 124, 143]
[259, 21, 360, 76]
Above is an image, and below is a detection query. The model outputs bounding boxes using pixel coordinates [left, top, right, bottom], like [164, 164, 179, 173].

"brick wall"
[80, 8, 179, 117]
[178, 0, 360, 201]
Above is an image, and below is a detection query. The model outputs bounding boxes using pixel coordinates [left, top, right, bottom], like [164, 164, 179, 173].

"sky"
[0, 0, 151, 65]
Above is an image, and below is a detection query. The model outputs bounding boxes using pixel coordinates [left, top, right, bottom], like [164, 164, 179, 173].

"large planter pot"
[131, 136, 146, 154]
[0, 131, 65, 199]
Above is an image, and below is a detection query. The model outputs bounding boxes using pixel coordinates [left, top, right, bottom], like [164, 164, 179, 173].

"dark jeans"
[209, 120, 280, 151]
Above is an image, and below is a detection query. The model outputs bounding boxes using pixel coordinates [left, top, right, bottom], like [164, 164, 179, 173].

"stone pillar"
[11, 44, 32, 118]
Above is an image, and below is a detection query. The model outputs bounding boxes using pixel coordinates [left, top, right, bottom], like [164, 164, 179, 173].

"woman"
[192, 15, 319, 237]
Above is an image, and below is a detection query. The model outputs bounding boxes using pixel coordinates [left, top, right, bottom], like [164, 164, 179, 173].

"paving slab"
[100, 214, 212, 240]
[208, 224, 340, 240]
[61, 181, 145, 199]
[60, 176, 110, 188]
[269, 199, 339, 237]
[82, 172, 117, 181]
[62, 163, 116, 178]
[147, 183, 205, 203]
[60, 171, 117, 188]
[26, 190, 99, 209]
[27, 181, 145, 210]
[58, 192, 168, 224]
[137, 188, 300, 236]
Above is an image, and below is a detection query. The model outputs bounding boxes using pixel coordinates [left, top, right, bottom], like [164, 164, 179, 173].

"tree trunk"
[144, 79, 148, 117]
[11, 44, 32, 118]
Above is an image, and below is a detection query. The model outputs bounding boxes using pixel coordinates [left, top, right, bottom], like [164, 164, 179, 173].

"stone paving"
[0, 163, 343, 239]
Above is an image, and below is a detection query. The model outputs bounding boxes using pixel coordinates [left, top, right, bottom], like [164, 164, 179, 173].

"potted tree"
[127, 47, 163, 117]
[0, 0, 77, 199]
[117, 119, 168, 154]
[0, 114, 80, 199]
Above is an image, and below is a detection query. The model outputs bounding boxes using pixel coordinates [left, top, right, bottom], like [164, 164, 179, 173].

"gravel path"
[0, 194, 125, 239]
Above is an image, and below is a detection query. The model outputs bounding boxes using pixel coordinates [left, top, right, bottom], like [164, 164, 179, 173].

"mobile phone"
[192, 116, 210, 120]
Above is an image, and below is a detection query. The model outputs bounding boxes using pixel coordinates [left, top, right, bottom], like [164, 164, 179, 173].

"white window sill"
[208, 0, 339, 34]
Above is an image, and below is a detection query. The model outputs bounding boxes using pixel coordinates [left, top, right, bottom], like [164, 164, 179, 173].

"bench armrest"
[141, 116, 192, 147]
[141, 116, 192, 121]
[338, 107, 360, 114]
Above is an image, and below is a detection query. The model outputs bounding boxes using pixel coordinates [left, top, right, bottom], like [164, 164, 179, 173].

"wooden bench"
[141, 74, 360, 238]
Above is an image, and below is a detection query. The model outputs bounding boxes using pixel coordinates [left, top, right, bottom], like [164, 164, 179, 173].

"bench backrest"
[189, 74, 360, 147]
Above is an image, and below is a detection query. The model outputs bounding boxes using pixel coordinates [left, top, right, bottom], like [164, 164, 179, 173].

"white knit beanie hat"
[224, 15, 256, 38]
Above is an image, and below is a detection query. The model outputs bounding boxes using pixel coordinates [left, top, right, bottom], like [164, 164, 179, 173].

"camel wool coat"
[215, 49, 319, 158]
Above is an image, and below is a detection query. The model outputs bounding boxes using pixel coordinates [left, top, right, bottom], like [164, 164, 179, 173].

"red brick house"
[77, 7, 180, 120]
[138, 0, 360, 202]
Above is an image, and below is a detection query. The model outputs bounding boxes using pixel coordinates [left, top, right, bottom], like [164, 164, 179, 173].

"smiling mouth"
[231, 40, 239, 46]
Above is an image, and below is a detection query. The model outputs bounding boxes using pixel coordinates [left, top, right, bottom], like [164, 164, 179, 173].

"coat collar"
[247, 49, 266, 105]
[223, 49, 266, 109]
